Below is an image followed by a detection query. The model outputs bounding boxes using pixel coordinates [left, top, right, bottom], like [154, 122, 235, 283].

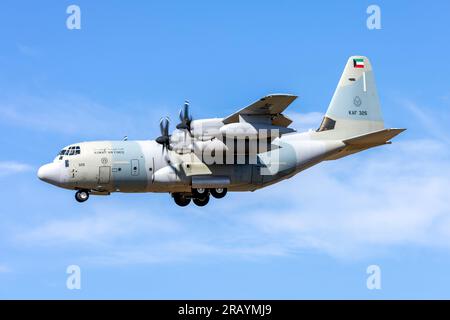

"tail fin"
[318, 56, 384, 138]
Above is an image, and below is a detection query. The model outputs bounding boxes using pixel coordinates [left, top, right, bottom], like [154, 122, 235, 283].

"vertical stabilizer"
[318, 56, 384, 138]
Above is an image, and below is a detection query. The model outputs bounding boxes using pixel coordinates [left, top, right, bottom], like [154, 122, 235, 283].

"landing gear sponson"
[172, 188, 228, 207]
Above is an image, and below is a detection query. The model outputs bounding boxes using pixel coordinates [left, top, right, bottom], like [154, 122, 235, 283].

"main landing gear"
[173, 193, 191, 207]
[172, 188, 228, 207]
[75, 190, 90, 203]
[210, 188, 227, 199]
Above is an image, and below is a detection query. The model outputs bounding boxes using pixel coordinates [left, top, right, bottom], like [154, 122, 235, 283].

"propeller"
[176, 100, 193, 133]
[156, 117, 172, 151]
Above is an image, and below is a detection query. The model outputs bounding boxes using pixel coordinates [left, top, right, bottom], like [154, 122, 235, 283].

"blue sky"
[1, 0, 450, 299]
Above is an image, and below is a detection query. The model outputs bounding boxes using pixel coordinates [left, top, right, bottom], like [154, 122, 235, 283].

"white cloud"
[0, 161, 33, 177]
[0, 93, 168, 139]
[0, 95, 125, 137]
[286, 111, 323, 132]
[17, 206, 181, 246]
[16, 137, 450, 263]
[401, 99, 450, 143]
[13, 100, 450, 264]
[230, 125, 450, 258]
[15, 201, 285, 266]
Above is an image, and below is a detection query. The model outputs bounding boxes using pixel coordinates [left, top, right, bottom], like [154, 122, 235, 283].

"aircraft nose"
[37, 163, 60, 185]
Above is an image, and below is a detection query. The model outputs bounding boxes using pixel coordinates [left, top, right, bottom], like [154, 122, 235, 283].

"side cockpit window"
[58, 149, 67, 160]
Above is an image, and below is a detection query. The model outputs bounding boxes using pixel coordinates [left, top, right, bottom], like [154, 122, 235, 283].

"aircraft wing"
[222, 94, 297, 127]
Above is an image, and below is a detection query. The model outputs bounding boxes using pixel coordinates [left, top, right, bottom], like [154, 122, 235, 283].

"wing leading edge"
[223, 94, 297, 127]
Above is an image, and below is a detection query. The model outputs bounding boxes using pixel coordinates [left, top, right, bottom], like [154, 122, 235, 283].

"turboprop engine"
[219, 122, 295, 139]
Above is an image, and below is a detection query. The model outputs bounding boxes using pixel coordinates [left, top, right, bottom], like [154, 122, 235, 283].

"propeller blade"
[184, 100, 190, 120]
[156, 116, 171, 150]
[178, 109, 184, 123]
[159, 117, 169, 135]
[159, 117, 165, 135]
[176, 100, 192, 131]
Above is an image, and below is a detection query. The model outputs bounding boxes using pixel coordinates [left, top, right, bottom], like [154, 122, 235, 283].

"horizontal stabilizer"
[343, 128, 406, 146]
[326, 128, 405, 160]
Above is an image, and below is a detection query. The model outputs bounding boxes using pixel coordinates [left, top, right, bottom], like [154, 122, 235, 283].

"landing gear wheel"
[210, 188, 227, 199]
[75, 190, 89, 203]
[192, 188, 209, 200]
[193, 195, 210, 207]
[173, 193, 191, 207]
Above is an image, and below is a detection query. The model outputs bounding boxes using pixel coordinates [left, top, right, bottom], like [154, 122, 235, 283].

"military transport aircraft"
[38, 56, 405, 206]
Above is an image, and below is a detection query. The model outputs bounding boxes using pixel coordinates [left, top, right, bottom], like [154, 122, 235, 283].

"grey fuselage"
[37, 55, 404, 199]
[37, 122, 345, 194]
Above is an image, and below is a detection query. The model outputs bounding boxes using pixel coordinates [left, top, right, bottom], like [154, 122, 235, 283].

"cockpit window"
[58, 146, 81, 157]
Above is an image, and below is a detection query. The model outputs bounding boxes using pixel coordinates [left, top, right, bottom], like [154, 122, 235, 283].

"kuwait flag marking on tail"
[353, 58, 365, 68]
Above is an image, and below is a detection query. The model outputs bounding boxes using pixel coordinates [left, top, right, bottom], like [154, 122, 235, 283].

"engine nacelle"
[153, 165, 183, 184]
[219, 122, 258, 139]
[194, 139, 229, 153]
[219, 123, 295, 139]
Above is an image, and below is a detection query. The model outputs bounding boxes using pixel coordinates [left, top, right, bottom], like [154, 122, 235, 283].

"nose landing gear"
[75, 190, 90, 203]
